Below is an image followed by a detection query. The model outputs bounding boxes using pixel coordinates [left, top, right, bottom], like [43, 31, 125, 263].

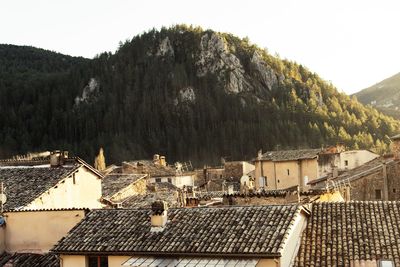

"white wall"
[148, 175, 194, 188]
[26, 166, 102, 209]
[280, 211, 308, 267]
[340, 150, 379, 170]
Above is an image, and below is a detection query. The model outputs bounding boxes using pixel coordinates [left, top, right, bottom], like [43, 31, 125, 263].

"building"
[0, 208, 88, 267]
[309, 156, 400, 201]
[254, 147, 379, 191]
[295, 202, 400, 266]
[52, 204, 309, 267]
[101, 172, 147, 207]
[195, 161, 255, 192]
[0, 151, 103, 210]
[122, 155, 195, 189]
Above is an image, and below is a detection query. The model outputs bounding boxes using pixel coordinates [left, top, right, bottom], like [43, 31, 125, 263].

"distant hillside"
[354, 72, 400, 119]
[0, 25, 399, 165]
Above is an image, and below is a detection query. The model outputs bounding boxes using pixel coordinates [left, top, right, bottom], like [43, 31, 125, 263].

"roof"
[121, 191, 180, 209]
[102, 173, 147, 198]
[295, 202, 400, 266]
[0, 164, 80, 210]
[0, 252, 59, 267]
[123, 160, 176, 177]
[258, 149, 321, 162]
[311, 157, 392, 189]
[53, 205, 301, 256]
[0, 156, 104, 210]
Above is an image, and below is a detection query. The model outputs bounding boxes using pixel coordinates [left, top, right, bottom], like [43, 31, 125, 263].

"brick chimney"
[391, 134, 400, 160]
[150, 200, 168, 232]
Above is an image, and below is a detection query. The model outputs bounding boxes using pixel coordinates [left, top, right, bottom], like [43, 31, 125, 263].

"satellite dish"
[0, 193, 7, 204]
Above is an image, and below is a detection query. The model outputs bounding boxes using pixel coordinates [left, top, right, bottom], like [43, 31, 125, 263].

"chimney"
[153, 154, 160, 164]
[160, 156, 166, 166]
[50, 151, 68, 167]
[150, 200, 168, 232]
[391, 134, 400, 160]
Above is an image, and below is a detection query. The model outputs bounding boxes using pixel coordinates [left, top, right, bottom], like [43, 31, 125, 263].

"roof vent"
[150, 200, 168, 232]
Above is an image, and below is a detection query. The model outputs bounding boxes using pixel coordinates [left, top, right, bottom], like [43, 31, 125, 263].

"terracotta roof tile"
[295, 202, 400, 266]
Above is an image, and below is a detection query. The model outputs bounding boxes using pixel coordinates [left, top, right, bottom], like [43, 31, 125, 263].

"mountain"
[0, 25, 399, 165]
[354, 72, 400, 119]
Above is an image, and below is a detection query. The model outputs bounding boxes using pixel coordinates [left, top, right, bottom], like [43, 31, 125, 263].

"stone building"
[309, 135, 400, 201]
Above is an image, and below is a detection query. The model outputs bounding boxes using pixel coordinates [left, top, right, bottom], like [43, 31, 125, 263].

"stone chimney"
[391, 134, 400, 160]
[50, 150, 68, 167]
[153, 154, 160, 164]
[150, 200, 168, 232]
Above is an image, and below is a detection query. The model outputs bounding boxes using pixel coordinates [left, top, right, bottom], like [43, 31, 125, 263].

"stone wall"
[387, 160, 400, 200]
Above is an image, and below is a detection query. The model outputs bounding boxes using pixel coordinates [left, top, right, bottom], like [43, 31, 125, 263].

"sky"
[1, 0, 400, 94]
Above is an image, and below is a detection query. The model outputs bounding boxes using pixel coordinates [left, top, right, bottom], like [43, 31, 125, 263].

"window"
[88, 256, 108, 267]
[375, 189, 382, 200]
[393, 189, 396, 193]
[167, 178, 172, 183]
[73, 174, 76, 185]
[277, 179, 280, 183]
[155, 178, 161, 183]
[287, 169, 290, 175]
[344, 160, 348, 166]
[379, 260, 394, 267]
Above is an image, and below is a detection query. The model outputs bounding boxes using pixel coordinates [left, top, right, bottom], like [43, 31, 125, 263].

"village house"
[195, 161, 255, 192]
[101, 171, 147, 207]
[254, 146, 378, 191]
[295, 201, 400, 266]
[0, 208, 88, 267]
[121, 155, 195, 189]
[309, 135, 400, 201]
[0, 151, 103, 210]
[52, 203, 309, 267]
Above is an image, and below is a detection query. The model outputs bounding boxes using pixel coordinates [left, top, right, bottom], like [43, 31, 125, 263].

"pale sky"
[1, 0, 400, 94]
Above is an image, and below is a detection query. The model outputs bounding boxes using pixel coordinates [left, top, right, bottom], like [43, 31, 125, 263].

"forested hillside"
[0, 26, 398, 165]
[354, 72, 400, 119]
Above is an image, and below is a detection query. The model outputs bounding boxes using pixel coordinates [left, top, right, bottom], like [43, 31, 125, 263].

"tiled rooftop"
[102, 173, 147, 197]
[260, 149, 321, 161]
[0, 252, 59, 267]
[0, 164, 79, 210]
[295, 202, 400, 266]
[124, 160, 176, 177]
[53, 205, 300, 256]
